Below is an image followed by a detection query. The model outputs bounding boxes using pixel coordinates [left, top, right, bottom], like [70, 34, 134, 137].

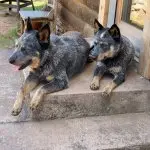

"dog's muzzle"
[9, 56, 32, 70]
[18, 59, 32, 70]
[9, 58, 15, 64]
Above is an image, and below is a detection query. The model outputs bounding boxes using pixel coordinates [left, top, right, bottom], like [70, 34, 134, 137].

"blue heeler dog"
[9, 17, 90, 116]
[89, 19, 134, 97]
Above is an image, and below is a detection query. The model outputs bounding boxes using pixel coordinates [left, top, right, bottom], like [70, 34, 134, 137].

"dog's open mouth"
[88, 55, 97, 61]
[15, 59, 32, 70]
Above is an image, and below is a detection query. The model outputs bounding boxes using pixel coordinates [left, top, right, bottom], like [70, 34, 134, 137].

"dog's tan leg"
[90, 75, 102, 90]
[30, 86, 45, 111]
[30, 76, 68, 111]
[102, 81, 117, 97]
[102, 72, 125, 97]
[12, 89, 24, 116]
[12, 74, 39, 116]
[90, 61, 107, 91]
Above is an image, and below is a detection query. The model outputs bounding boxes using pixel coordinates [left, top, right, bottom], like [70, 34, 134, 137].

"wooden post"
[115, 0, 123, 24]
[98, 0, 110, 27]
[139, 0, 150, 79]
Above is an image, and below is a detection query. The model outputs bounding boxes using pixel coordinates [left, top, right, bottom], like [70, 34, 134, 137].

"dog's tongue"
[13, 66, 20, 72]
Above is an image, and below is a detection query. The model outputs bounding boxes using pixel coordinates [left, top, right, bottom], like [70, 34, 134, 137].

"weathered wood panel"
[79, 0, 100, 12]
[115, 0, 123, 24]
[59, 0, 97, 27]
[57, 2, 94, 36]
[107, 0, 117, 27]
[139, 0, 150, 79]
[98, 0, 110, 27]
[54, 0, 99, 36]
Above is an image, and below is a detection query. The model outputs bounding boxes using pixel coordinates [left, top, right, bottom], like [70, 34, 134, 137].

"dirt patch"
[0, 8, 18, 35]
[0, 7, 19, 48]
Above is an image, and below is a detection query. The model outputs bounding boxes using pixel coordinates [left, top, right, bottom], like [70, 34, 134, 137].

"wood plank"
[19, 11, 50, 19]
[19, 2, 32, 8]
[107, 0, 117, 27]
[59, 0, 98, 27]
[98, 0, 110, 27]
[0, 3, 17, 8]
[0, 0, 32, 10]
[0, 0, 9, 3]
[19, 0, 32, 3]
[115, 0, 123, 24]
[139, 0, 150, 79]
[57, 3, 94, 36]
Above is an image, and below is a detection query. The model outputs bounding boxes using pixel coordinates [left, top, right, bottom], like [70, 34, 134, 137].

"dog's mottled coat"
[9, 18, 90, 116]
[89, 19, 134, 96]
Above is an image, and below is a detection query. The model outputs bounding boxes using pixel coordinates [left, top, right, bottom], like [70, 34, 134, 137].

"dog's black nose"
[9, 59, 15, 64]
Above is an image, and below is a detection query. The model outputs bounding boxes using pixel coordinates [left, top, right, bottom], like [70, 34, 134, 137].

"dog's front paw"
[30, 100, 40, 111]
[90, 82, 99, 90]
[11, 100, 23, 116]
[102, 86, 112, 97]
[11, 107, 22, 116]
[90, 77, 100, 90]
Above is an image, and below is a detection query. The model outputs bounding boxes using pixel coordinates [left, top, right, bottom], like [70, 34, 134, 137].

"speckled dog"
[9, 17, 90, 116]
[89, 19, 134, 96]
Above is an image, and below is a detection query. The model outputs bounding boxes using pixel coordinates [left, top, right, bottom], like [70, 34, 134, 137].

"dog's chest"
[32, 62, 54, 82]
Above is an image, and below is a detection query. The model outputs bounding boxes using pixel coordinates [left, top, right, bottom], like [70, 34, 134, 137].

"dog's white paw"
[90, 82, 100, 90]
[90, 76, 100, 91]
[102, 86, 112, 97]
[30, 100, 39, 111]
[90, 77, 100, 90]
[11, 107, 22, 116]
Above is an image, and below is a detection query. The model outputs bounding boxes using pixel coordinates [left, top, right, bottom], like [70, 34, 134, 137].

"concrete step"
[2, 49, 150, 121]
[1, 113, 150, 150]
[22, 61, 150, 120]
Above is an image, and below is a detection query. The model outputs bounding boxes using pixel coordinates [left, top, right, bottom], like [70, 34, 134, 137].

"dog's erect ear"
[108, 24, 121, 42]
[39, 24, 50, 42]
[94, 19, 104, 31]
[25, 17, 33, 32]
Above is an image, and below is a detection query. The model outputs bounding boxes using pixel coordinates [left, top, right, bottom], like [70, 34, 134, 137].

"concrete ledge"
[2, 113, 150, 150]
[23, 62, 150, 120]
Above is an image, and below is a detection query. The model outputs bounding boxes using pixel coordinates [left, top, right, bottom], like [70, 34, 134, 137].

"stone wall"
[49, 0, 100, 37]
